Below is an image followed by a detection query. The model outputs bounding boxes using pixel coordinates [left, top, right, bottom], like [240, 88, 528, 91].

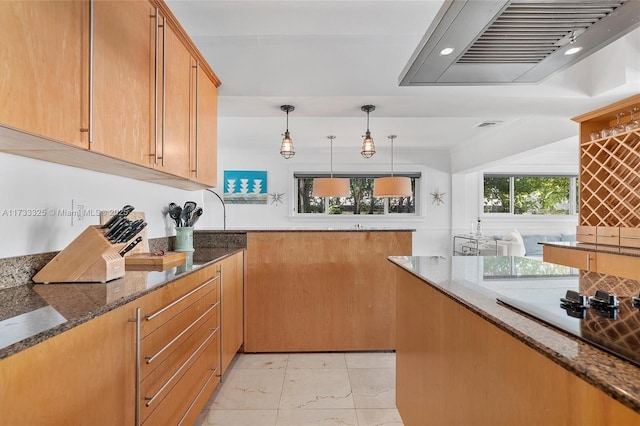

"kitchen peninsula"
[196, 228, 413, 352]
[391, 255, 640, 425]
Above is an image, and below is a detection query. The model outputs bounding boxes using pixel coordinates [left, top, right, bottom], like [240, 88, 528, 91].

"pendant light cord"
[388, 135, 397, 177]
[328, 135, 336, 177]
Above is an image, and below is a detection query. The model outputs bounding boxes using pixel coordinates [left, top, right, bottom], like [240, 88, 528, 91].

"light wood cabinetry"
[220, 251, 244, 374]
[574, 94, 640, 227]
[543, 245, 595, 270]
[395, 267, 639, 425]
[0, 0, 221, 191]
[136, 263, 221, 426]
[0, 0, 88, 148]
[91, 0, 154, 167]
[595, 252, 640, 281]
[0, 300, 135, 425]
[155, 15, 191, 178]
[244, 231, 412, 352]
[191, 64, 218, 187]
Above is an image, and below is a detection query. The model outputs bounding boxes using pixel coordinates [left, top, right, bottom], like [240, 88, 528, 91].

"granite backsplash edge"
[0, 237, 171, 290]
[0, 232, 248, 290]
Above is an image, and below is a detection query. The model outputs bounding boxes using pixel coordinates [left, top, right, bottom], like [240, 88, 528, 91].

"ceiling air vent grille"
[457, 1, 628, 64]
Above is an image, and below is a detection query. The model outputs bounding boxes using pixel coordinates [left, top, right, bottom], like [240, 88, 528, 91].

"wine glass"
[625, 107, 640, 132]
[611, 112, 626, 135]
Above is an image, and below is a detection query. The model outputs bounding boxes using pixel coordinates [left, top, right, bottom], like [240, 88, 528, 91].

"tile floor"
[195, 352, 403, 426]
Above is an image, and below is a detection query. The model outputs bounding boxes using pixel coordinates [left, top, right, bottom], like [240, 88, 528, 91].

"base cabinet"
[0, 303, 135, 425]
[395, 267, 639, 425]
[543, 245, 595, 270]
[220, 251, 244, 374]
[244, 231, 412, 352]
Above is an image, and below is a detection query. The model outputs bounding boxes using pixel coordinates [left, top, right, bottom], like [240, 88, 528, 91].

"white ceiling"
[166, 0, 640, 167]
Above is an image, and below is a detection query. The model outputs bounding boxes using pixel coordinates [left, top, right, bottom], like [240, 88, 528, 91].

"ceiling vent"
[399, 0, 640, 85]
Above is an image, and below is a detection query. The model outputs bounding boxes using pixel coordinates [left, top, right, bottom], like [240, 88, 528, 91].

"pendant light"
[279, 105, 295, 159]
[374, 135, 412, 197]
[313, 136, 350, 197]
[360, 105, 376, 158]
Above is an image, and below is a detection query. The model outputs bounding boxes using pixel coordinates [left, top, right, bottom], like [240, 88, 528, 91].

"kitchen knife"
[102, 205, 134, 229]
[105, 218, 130, 239]
[110, 222, 133, 243]
[118, 221, 147, 243]
[119, 236, 143, 256]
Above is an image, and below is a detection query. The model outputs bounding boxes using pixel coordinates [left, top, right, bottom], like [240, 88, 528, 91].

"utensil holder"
[175, 227, 194, 252]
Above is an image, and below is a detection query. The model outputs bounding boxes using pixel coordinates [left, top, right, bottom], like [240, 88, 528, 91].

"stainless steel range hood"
[399, 0, 640, 85]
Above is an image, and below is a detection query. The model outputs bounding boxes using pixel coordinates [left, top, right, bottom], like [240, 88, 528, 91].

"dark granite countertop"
[542, 241, 640, 258]
[389, 255, 640, 414]
[0, 247, 242, 360]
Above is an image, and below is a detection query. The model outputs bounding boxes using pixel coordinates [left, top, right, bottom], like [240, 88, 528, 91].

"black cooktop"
[497, 293, 640, 368]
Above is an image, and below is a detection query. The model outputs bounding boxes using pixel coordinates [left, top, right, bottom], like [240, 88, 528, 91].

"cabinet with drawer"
[135, 263, 221, 426]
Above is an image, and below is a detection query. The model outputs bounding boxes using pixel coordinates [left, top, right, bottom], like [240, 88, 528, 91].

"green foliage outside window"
[296, 176, 416, 215]
[483, 175, 577, 215]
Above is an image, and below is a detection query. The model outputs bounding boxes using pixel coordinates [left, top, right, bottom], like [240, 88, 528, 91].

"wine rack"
[573, 94, 640, 228]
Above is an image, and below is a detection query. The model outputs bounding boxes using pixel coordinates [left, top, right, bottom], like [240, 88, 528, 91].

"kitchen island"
[391, 255, 640, 425]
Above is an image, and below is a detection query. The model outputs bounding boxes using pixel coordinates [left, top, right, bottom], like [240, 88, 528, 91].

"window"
[295, 173, 419, 215]
[483, 174, 578, 215]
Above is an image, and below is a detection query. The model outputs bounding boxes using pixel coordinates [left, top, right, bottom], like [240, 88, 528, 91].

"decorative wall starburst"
[269, 192, 285, 205]
[431, 191, 446, 205]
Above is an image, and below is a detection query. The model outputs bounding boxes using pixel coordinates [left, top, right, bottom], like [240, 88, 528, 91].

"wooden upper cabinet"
[192, 65, 218, 187]
[156, 17, 191, 178]
[91, 0, 154, 167]
[0, 1, 88, 148]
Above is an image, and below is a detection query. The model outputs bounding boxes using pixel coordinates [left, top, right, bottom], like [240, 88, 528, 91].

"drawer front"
[619, 227, 640, 248]
[141, 300, 219, 380]
[596, 226, 620, 246]
[576, 225, 596, 243]
[141, 329, 220, 426]
[141, 272, 220, 338]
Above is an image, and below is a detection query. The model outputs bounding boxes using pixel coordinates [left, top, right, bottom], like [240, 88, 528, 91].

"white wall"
[197, 144, 453, 256]
[451, 137, 580, 239]
[0, 151, 200, 258]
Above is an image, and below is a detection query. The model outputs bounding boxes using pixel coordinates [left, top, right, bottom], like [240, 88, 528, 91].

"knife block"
[33, 226, 126, 283]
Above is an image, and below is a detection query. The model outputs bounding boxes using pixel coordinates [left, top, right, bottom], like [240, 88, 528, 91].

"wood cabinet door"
[191, 65, 218, 187]
[91, 0, 154, 166]
[156, 18, 191, 178]
[542, 245, 594, 270]
[595, 252, 640, 281]
[0, 1, 87, 148]
[0, 303, 135, 425]
[221, 252, 244, 374]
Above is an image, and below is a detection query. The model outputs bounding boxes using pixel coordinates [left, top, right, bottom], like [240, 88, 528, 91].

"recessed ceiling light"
[564, 46, 583, 56]
[439, 47, 455, 56]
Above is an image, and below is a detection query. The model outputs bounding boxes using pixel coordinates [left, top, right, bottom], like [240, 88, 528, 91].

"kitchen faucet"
[205, 189, 226, 230]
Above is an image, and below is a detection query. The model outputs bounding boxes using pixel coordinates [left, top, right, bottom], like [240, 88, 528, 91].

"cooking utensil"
[102, 205, 134, 229]
[119, 236, 143, 256]
[187, 207, 203, 227]
[105, 218, 130, 239]
[180, 201, 197, 227]
[168, 204, 182, 227]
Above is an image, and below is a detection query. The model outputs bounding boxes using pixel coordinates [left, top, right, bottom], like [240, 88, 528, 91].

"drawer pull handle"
[145, 329, 217, 407]
[177, 366, 219, 426]
[621, 236, 640, 240]
[145, 303, 219, 364]
[146, 276, 219, 321]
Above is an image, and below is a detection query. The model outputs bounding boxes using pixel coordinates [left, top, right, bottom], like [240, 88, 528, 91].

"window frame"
[482, 173, 578, 216]
[292, 171, 423, 218]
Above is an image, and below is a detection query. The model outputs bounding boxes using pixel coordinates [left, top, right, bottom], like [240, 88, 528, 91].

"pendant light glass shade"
[313, 136, 350, 197]
[279, 105, 295, 159]
[373, 135, 412, 197]
[360, 105, 376, 158]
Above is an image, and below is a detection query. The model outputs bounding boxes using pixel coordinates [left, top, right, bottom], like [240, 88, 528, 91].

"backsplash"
[0, 237, 171, 290]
